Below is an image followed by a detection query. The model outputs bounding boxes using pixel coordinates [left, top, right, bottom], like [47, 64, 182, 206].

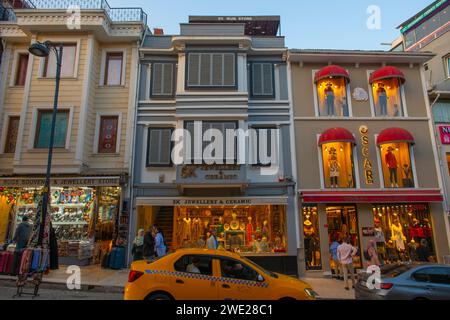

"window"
[146, 128, 173, 167]
[151, 62, 175, 97]
[321, 142, 355, 188]
[379, 143, 414, 188]
[174, 255, 213, 276]
[413, 268, 450, 285]
[220, 258, 260, 282]
[187, 53, 235, 88]
[14, 53, 29, 86]
[104, 52, 123, 86]
[43, 43, 77, 78]
[316, 77, 350, 117]
[4, 116, 20, 153]
[447, 153, 450, 176]
[302, 205, 321, 271]
[34, 110, 69, 149]
[253, 127, 275, 166]
[251, 63, 274, 98]
[98, 116, 119, 153]
[446, 56, 450, 78]
[371, 78, 405, 117]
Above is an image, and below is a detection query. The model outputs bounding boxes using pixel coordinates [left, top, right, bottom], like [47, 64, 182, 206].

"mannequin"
[374, 221, 386, 263]
[402, 164, 413, 188]
[328, 147, 340, 188]
[324, 83, 335, 116]
[408, 239, 418, 261]
[303, 220, 315, 267]
[217, 217, 224, 234]
[391, 219, 406, 252]
[246, 216, 254, 245]
[385, 146, 398, 188]
[262, 220, 269, 240]
[178, 213, 192, 245]
[377, 84, 388, 116]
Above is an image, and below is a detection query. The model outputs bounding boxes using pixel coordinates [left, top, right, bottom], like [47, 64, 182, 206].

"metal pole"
[38, 44, 63, 246]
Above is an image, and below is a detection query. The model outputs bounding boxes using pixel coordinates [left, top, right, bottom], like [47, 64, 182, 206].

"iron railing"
[1, 0, 147, 24]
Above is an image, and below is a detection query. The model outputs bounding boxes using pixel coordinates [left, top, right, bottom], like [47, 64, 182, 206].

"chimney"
[153, 28, 164, 35]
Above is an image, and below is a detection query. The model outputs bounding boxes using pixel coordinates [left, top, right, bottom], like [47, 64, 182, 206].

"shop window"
[220, 258, 259, 281]
[104, 52, 123, 86]
[146, 127, 173, 167]
[326, 205, 362, 269]
[321, 142, 355, 188]
[4, 116, 20, 153]
[446, 56, 450, 78]
[173, 205, 287, 255]
[316, 77, 350, 117]
[186, 53, 236, 88]
[379, 143, 414, 188]
[34, 110, 69, 149]
[302, 205, 321, 271]
[371, 78, 405, 117]
[42, 43, 77, 78]
[174, 255, 213, 276]
[251, 63, 274, 98]
[253, 127, 275, 166]
[151, 62, 175, 97]
[447, 153, 450, 176]
[97, 115, 119, 154]
[14, 53, 29, 86]
[372, 204, 435, 264]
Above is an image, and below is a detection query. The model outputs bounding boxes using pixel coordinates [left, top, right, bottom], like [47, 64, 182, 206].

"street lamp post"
[28, 41, 63, 246]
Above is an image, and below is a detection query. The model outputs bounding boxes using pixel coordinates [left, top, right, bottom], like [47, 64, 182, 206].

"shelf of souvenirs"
[53, 221, 89, 226]
[16, 203, 89, 208]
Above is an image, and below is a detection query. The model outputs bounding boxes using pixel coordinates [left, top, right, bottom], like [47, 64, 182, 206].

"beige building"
[0, 2, 147, 265]
[289, 49, 450, 276]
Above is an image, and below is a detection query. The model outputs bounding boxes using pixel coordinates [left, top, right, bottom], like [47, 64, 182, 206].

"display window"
[326, 205, 362, 269]
[316, 77, 350, 117]
[321, 142, 355, 188]
[371, 78, 404, 117]
[379, 143, 415, 188]
[173, 205, 287, 255]
[372, 204, 435, 264]
[302, 205, 321, 270]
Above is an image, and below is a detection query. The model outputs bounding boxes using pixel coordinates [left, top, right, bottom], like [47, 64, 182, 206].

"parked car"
[355, 263, 450, 300]
[124, 248, 317, 300]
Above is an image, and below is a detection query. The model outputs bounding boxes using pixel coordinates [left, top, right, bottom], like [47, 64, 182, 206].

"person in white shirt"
[337, 237, 358, 290]
[186, 257, 201, 274]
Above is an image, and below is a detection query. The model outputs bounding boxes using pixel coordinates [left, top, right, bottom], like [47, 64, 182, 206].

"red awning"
[376, 127, 415, 145]
[314, 65, 350, 83]
[301, 190, 443, 204]
[369, 66, 406, 85]
[318, 128, 356, 145]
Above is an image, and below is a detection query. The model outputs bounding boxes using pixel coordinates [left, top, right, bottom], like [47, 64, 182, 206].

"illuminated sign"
[400, 0, 448, 34]
[359, 126, 374, 185]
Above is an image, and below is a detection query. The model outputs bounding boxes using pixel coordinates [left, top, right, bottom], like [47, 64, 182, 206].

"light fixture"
[28, 41, 51, 57]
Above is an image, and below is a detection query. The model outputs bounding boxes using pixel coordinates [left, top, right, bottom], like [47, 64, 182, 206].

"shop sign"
[438, 125, 450, 145]
[0, 177, 121, 187]
[359, 126, 374, 185]
[362, 227, 375, 237]
[136, 197, 288, 206]
[179, 164, 242, 182]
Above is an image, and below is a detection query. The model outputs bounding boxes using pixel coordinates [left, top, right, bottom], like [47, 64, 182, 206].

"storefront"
[0, 176, 126, 266]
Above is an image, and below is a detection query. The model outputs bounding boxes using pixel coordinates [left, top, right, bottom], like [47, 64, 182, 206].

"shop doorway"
[326, 205, 362, 271]
[302, 205, 321, 270]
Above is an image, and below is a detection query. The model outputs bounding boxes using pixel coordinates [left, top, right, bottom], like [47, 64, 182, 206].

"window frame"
[100, 48, 127, 86]
[38, 40, 81, 79]
[93, 112, 122, 155]
[173, 254, 214, 276]
[218, 257, 263, 283]
[251, 126, 277, 167]
[150, 61, 176, 99]
[146, 127, 174, 167]
[249, 62, 276, 99]
[185, 52, 238, 90]
[445, 55, 450, 79]
[10, 50, 29, 87]
[412, 267, 450, 285]
[0, 113, 20, 154]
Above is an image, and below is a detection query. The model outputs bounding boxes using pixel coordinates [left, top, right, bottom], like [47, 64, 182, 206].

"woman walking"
[154, 226, 167, 257]
[131, 229, 145, 261]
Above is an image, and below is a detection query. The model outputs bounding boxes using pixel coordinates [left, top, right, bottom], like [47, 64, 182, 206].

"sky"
[108, 0, 434, 50]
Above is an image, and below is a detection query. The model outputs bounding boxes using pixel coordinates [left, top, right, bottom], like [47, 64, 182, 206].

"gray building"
[130, 16, 299, 274]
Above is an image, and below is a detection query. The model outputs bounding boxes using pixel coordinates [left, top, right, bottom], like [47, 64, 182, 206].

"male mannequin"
[377, 84, 388, 116]
[324, 83, 335, 116]
[385, 146, 398, 188]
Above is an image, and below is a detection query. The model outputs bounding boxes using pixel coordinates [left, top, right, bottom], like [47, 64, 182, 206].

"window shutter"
[263, 63, 273, 95]
[147, 128, 172, 166]
[148, 129, 161, 164]
[188, 53, 200, 86]
[187, 53, 235, 87]
[252, 63, 273, 97]
[252, 64, 263, 96]
[200, 53, 211, 86]
[212, 54, 223, 86]
[223, 53, 235, 86]
[162, 64, 173, 95]
[152, 63, 163, 95]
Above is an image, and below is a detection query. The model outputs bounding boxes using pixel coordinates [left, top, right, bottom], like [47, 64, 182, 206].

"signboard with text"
[439, 125, 450, 145]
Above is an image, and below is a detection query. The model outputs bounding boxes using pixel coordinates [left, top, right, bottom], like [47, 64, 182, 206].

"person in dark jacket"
[13, 216, 32, 250]
[131, 229, 145, 261]
[416, 239, 431, 262]
[49, 223, 59, 270]
[143, 226, 155, 259]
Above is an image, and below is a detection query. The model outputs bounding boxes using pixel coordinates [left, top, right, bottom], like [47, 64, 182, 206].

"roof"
[397, 0, 449, 33]
[188, 16, 280, 36]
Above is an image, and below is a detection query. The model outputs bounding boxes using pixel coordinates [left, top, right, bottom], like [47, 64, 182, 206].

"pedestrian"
[131, 229, 145, 261]
[13, 216, 32, 250]
[329, 237, 342, 280]
[49, 222, 59, 270]
[365, 240, 381, 267]
[143, 226, 155, 259]
[154, 226, 167, 257]
[337, 237, 357, 291]
[416, 239, 431, 262]
[206, 229, 218, 249]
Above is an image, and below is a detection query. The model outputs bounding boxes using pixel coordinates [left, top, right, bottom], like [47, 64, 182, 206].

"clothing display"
[377, 87, 388, 116]
[391, 223, 406, 251]
[328, 148, 340, 188]
[385, 149, 398, 186]
[324, 85, 335, 115]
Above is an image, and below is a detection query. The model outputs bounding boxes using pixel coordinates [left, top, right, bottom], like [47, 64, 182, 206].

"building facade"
[289, 49, 450, 276]
[0, 1, 147, 265]
[131, 16, 299, 274]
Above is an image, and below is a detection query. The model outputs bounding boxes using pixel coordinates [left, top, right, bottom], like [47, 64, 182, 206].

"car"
[355, 263, 450, 300]
[124, 248, 317, 300]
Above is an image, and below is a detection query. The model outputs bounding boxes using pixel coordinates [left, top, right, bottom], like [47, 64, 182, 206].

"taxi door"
[216, 257, 269, 300]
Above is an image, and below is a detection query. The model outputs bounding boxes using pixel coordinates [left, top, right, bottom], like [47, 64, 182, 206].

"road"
[0, 285, 123, 300]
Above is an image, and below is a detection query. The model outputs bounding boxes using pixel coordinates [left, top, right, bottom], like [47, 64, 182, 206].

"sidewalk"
[301, 277, 356, 300]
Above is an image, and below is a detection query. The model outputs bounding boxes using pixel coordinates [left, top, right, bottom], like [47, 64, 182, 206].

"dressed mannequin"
[377, 84, 388, 116]
[262, 220, 269, 240]
[328, 147, 340, 188]
[246, 217, 254, 245]
[391, 220, 406, 252]
[324, 83, 335, 116]
[304, 220, 315, 267]
[408, 239, 418, 261]
[217, 217, 224, 234]
[402, 164, 413, 188]
[374, 222, 386, 263]
[177, 214, 192, 245]
[192, 217, 202, 242]
[385, 147, 399, 188]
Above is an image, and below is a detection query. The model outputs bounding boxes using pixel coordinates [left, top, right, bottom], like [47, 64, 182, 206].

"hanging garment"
[19, 249, 33, 275]
[391, 224, 406, 251]
[30, 248, 42, 272]
[246, 223, 254, 244]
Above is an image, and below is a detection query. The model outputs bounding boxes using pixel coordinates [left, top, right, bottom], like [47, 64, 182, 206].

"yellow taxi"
[124, 248, 316, 300]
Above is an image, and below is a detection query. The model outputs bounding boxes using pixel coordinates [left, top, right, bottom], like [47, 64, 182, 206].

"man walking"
[330, 237, 342, 280]
[13, 216, 32, 250]
[337, 237, 357, 290]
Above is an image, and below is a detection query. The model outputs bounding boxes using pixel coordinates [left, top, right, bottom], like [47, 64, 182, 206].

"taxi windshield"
[241, 257, 278, 279]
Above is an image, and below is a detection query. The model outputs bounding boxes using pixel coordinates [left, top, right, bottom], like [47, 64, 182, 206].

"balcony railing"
[1, 0, 147, 24]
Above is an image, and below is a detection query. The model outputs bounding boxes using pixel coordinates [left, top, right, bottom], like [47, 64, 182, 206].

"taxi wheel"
[145, 293, 173, 301]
